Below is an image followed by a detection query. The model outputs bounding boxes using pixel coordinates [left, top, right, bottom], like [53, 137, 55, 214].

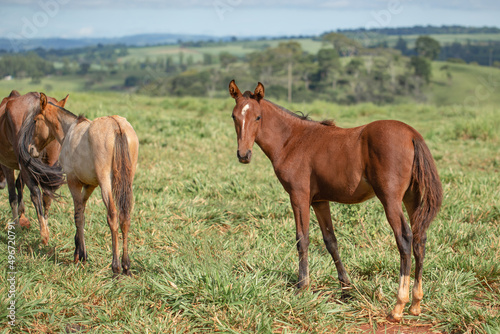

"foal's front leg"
[290, 193, 311, 289]
[312, 201, 351, 297]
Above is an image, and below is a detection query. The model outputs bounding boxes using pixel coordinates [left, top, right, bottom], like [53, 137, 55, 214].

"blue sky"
[1, 0, 500, 39]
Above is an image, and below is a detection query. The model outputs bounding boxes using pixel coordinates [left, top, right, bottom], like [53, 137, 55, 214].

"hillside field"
[0, 83, 499, 333]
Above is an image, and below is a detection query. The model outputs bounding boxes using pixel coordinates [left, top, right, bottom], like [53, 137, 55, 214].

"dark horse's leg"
[15, 174, 30, 228]
[312, 201, 351, 296]
[0, 169, 5, 189]
[2, 166, 19, 224]
[68, 177, 94, 263]
[290, 192, 311, 289]
[381, 197, 413, 322]
[19, 168, 49, 244]
[42, 191, 52, 221]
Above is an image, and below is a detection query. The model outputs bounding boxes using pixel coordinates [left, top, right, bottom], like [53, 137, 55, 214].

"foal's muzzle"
[237, 150, 252, 164]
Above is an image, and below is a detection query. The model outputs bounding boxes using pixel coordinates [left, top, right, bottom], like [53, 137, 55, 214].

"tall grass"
[0, 90, 499, 333]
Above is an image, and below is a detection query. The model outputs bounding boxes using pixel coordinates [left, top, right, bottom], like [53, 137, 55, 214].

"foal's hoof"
[0, 179, 6, 189]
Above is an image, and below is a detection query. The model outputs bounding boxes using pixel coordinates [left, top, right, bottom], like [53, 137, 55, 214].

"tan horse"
[20, 93, 139, 275]
[0, 90, 66, 244]
[229, 81, 442, 322]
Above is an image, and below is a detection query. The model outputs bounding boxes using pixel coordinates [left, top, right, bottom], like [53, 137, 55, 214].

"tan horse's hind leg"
[119, 210, 131, 276]
[100, 181, 121, 274]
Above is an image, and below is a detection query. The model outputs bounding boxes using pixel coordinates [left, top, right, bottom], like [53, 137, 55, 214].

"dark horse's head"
[228, 80, 265, 164]
[18, 92, 69, 195]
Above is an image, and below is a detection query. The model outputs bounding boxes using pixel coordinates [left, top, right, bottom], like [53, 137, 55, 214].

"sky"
[1, 0, 500, 39]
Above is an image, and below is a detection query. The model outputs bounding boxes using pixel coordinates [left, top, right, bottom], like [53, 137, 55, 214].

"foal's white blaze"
[241, 104, 250, 136]
[241, 103, 250, 116]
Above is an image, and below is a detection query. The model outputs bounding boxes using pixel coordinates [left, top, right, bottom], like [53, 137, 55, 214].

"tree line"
[140, 34, 438, 104]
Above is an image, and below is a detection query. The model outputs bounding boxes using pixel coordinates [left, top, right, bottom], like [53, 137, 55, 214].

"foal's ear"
[58, 94, 69, 107]
[39, 92, 48, 114]
[229, 80, 242, 99]
[254, 82, 265, 101]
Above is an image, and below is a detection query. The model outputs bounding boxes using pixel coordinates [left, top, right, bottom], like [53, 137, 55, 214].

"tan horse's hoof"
[41, 235, 49, 245]
[409, 304, 421, 316]
[386, 313, 402, 323]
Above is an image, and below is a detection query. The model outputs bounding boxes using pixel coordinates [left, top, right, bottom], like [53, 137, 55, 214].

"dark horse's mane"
[17, 101, 65, 196]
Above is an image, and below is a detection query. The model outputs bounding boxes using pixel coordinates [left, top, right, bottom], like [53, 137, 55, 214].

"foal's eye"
[231, 114, 235, 120]
[256, 116, 261, 121]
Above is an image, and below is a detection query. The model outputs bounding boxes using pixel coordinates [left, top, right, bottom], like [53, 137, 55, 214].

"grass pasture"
[0, 89, 499, 333]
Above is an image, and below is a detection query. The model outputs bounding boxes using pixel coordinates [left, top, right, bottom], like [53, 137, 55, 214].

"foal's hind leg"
[312, 201, 351, 296]
[404, 190, 425, 316]
[382, 198, 413, 323]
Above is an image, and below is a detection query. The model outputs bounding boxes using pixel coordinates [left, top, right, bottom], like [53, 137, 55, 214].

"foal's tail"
[112, 130, 134, 220]
[410, 137, 443, 243]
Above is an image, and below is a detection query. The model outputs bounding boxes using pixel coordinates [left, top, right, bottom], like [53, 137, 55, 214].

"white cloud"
[77, 26, 94, 37]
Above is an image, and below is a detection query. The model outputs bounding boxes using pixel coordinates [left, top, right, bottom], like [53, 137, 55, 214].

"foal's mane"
[264, 98, 336, 127]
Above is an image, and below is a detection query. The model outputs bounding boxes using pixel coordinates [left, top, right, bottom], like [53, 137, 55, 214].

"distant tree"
[410, 56, 432, 83]
[415, 36, 441, 60]
[274, 42, 304, 102]
[316, 48, 341, 90]
[394, 36, 408, 54]
[79, 62, 91, 75]
[322, 32, 362, 57]
[203, 53, 213, 65]
[124, 75, 140, 87]
[219, 51, 238, 70]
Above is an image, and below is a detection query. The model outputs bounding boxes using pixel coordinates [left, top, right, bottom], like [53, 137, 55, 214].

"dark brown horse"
[228, 80, 442, 322]
[0, 91, 66, 244]
[19, 93, 139, 275]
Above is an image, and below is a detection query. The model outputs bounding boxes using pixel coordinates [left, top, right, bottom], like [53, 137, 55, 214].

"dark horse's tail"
[112, 130, 134, 220]
[410, 137, 443, 243]
[18, 106, 65, 197]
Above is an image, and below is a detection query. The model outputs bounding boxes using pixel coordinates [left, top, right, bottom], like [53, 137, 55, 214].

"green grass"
[0, 86, 499, 333]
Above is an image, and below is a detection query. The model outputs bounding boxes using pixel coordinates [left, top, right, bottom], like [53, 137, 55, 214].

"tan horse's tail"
[112, 131, 134, 220]
[410, 137, 443, 243]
